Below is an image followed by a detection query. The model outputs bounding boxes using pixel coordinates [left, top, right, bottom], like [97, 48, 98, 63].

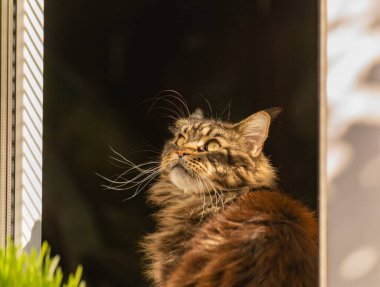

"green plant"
[0, 241, 85, 287]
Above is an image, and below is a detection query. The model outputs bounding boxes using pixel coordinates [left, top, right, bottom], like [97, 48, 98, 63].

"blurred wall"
[328, 0, 380, 286]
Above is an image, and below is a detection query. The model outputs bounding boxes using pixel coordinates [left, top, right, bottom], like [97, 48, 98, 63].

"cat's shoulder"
[196, 190, 318, 244]
[166, 190, 318, 287]
[233, 190, 317, 228]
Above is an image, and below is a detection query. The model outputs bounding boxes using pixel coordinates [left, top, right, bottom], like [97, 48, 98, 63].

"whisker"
[219, 100, 232, 121]
[108, 148, 159, 171]
[103, 169, 161, 191]
[150, 97, 185, 118]
[141, 142, 162, 152]
[108, 155, 159, 168]
[147, 91, 189, 120]
[196, 177, 207, 224]
[109, 146, 132, 164]
[201, 96, 213, 118]
[99, 146, 162, 199]
[203, 177, 221, 210]
[106, 164, 159, 187]
[149, 105, 183, 120]
[122, 171, 160, 200]
[98, 170, 152, 187]
[148, 112, 181, 122]
[157, 90, 191, 117]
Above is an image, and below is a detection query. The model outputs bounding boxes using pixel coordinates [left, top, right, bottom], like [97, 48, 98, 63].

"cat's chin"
[169, 165, 205, 194]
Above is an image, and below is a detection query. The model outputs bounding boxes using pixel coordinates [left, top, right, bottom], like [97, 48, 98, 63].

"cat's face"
[160, 109, 275, 193]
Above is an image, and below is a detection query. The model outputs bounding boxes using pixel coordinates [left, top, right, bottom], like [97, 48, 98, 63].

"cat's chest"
[155, 201, 217, 272]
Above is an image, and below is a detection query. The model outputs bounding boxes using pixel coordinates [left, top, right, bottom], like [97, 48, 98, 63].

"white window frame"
[0, 0, 43, 252]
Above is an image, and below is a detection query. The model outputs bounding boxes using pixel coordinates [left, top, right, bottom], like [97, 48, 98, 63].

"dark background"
[44, 1, 318, 286]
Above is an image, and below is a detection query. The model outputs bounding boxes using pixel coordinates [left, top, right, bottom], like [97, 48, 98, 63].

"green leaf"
[0, 241, 85, 287]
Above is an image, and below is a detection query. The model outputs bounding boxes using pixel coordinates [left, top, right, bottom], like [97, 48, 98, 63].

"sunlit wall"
[328, 0, 380, 285]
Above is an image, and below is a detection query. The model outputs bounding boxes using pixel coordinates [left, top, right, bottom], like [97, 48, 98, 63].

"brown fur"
[165, 191, 317, 287]
[141, 109, 318, 287]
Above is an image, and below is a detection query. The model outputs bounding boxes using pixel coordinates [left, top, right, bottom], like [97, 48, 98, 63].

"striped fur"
[142, 109, 318, 286]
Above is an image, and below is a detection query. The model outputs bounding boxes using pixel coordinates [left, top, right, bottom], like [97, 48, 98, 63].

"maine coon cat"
[102, 103, 317, 286]
[136, 106, 318, 287]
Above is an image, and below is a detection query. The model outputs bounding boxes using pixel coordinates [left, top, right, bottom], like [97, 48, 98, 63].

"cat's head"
[160, 108, 280, 193]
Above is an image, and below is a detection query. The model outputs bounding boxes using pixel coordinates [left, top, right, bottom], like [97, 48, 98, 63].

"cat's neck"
[147, 177, 263, 227]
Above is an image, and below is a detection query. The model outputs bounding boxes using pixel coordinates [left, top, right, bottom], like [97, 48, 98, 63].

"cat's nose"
[176, 148, 194, 157]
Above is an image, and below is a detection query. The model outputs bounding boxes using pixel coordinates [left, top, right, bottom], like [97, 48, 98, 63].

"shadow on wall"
[329, 124, 380, 286]
[24, 220, 42, 253]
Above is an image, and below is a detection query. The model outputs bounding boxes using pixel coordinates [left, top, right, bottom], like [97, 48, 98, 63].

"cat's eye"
[176, 136, 186, 147]
[205, 140, 220, 151]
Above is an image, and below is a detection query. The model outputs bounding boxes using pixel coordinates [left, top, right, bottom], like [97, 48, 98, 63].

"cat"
[140, 107, 318, 287]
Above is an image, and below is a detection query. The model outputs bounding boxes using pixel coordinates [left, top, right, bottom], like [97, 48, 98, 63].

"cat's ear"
[189, 108, 204, 120]
[235, 111, 271, 157]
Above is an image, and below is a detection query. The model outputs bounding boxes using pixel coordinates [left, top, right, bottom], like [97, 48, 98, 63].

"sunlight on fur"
[100, 92, 317, 287]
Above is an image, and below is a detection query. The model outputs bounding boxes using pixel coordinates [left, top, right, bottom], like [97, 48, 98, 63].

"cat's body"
[141, 108, 318, 287]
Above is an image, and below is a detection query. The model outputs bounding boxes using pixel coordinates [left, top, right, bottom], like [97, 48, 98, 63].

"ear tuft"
[236, 111, 271, 157]
[264, 107, 282, 122]
[190, 108, 204, 120]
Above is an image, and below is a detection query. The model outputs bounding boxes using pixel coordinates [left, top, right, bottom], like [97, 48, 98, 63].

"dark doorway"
[44, 1, 318, 286]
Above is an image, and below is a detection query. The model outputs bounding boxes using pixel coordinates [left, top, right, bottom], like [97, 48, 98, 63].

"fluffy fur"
[141, 108, 318, 287]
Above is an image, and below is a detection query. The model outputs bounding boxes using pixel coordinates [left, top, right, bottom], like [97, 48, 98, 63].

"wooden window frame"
[319, 0, 327, 286]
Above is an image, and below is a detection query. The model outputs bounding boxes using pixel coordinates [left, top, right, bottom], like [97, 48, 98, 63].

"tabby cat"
[141, 108, 318, 287]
